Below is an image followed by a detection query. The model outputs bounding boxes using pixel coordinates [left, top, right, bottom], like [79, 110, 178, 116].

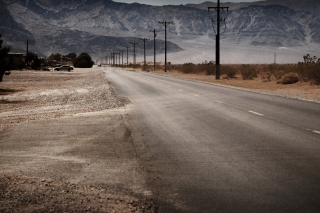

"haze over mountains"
[1, 0, 319, 64]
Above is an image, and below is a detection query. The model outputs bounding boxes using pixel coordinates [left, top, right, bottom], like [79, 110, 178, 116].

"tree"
[47, 53, 61, 61]
[74, 53, 94, 68]
[67, 52, 77, 60]
[26, 51, 37, 65]
[0, 34, 10, 82]
[31, 55, 41, 69]
[303, 54, 318, 64]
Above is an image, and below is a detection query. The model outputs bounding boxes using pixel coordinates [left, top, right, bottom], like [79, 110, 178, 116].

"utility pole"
[150, 29, 160, 70]
[130, 42, 138, 65]
[140, 38, 150, 65]
[112, 52, 116, 65]
[124, 46, 130, 65]
[159, 21, 173, 72]
[120, 50, 124, 65]
[208, 0, 229, 80]
[118, 51, 121, 65]
[26, 40, 29, 67]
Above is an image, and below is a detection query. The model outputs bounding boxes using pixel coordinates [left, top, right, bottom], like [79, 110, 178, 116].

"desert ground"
[148, 69, 320, 103]
[0, 66, 319, 212]
[0, 67, 155, 213]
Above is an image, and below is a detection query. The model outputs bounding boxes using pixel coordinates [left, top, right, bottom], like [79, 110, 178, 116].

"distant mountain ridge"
[0, 0, 319, 63]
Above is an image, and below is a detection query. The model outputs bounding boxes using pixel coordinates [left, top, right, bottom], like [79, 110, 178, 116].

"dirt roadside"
[146, 70, 320, 103]
[0, 67, 156, 212]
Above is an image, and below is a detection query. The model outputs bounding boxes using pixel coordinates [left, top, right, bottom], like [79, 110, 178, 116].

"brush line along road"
[103, 67, 320, 213]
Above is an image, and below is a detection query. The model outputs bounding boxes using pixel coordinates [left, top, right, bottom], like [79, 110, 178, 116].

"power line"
[208, 0, 229, 80]
[159, 21, 173, 72]
[150, 29, 160, 70]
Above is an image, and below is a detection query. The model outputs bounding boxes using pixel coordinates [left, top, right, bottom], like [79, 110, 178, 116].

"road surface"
[103, 67, 320, 213]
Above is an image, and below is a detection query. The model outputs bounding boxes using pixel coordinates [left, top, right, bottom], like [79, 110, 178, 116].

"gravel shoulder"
[145, 70, 320, 103]
[0, 67, 156, 212]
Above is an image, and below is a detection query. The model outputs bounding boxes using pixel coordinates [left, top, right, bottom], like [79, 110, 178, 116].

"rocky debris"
[0, 67, 157, 212]
[0, 68, 130, 132]
[0, 174, 156, 213]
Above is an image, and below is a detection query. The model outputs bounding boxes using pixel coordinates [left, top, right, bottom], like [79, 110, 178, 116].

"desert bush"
[303, 64, 320, 84]
[141, 64, 153, 71]
[239, 65, 257, 80]
[277, 72, 300, 84]
[273, 70, 286, 80]
[268, 64, 278, 73]
[260, 72, 272, 82]
[199, 61, 215, 75]
[180, 63, 197, 74]
[221, 65, 237, 78]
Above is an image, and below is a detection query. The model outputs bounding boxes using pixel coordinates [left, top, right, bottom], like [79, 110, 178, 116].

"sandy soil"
[0, 68, 156, 213]
[147, 70, 320, 103]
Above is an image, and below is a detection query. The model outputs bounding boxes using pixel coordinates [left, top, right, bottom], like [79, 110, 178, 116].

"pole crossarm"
[158, 21, 173, 72]
[208, 6, 229, 12]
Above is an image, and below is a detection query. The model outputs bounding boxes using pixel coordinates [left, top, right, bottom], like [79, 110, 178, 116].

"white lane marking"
[313, 130, 320, 135]
[193, 94, 199, 97]
[249, 111, 264, 116]
[178, 89, 183, 92]
[214, 100, 224, 104]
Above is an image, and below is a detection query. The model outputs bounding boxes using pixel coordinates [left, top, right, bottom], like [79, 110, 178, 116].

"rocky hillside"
[0, 0, 319, 62]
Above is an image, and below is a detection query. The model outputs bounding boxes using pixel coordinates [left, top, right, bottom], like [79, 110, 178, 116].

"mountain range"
[1, 0, 319, 64]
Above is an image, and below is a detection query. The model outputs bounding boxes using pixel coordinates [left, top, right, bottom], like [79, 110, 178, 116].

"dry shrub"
[141, 64, 153, 71]
[221, 65, 237, 78]
[199, 61, 215, 75]
[303, 64, 320, 85]
[180, 63, 196, 74]
[240, 65, 258, 80]
[277, 72, 300, 84]
[261, 72, 272, 82]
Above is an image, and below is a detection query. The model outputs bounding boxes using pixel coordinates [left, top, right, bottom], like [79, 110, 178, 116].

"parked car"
[54, 65, 73, 72]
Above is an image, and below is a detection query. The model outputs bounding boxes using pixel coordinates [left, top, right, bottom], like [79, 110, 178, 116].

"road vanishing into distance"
[103, 67, 320, 213]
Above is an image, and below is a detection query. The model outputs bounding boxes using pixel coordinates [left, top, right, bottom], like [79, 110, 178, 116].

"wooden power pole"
[208, 0, 229, 80]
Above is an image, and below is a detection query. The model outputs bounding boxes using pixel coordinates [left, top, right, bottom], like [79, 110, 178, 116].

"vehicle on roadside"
[54, 65, 74, 72]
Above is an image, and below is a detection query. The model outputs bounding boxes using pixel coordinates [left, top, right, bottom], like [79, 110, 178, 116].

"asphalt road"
[103, 67, 320, 213]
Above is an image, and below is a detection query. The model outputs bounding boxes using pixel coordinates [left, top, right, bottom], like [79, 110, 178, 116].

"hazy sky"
[113, 0, 259, 6]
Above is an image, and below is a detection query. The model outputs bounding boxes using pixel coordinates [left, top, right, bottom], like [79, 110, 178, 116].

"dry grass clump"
[167, 59, 320, 85]
[221, 65, 237, 78]
[277, 72, 300, 84]
[174, 61, 215, 75]
[239, 65, 258, 80]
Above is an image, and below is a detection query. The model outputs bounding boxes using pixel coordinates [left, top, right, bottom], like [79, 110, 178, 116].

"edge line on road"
[313, 130, 320, 135]
[249, 111, 264, 116]
[214, 100, 224, 104]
